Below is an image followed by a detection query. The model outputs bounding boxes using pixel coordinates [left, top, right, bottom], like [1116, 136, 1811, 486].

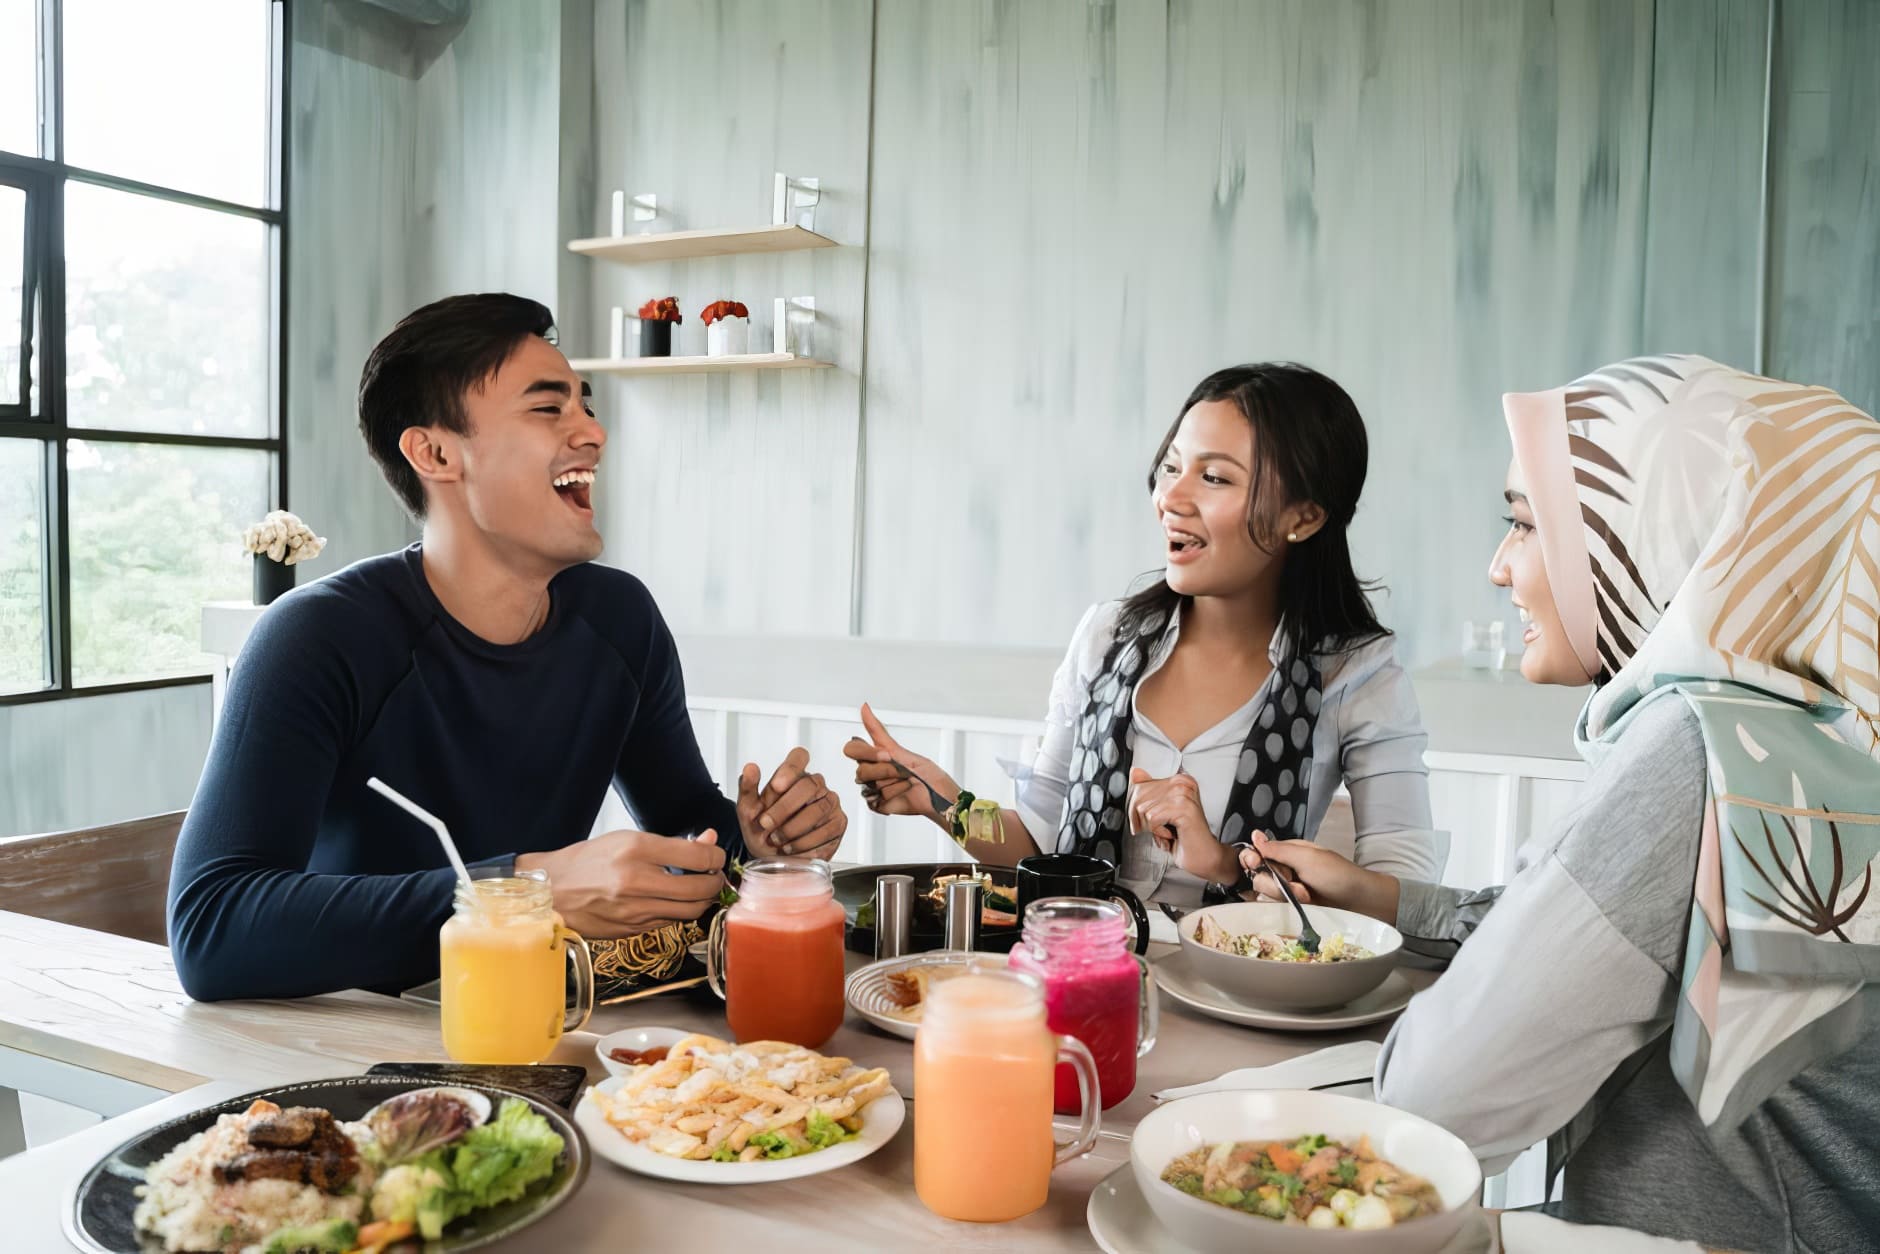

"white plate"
[575, 1074, 905, 1183]
[594, 1025, 693, 1078]
[1153, 949, 1414, 1031]
[1087, 1163, 1495, 1254]
[1088, 1163, 1192, 1253]
[844, 950, 1008, 1040]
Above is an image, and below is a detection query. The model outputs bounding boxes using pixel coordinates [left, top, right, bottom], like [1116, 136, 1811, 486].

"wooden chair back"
[0, 811, 185, 945]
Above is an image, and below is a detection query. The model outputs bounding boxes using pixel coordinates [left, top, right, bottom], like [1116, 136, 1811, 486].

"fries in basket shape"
[591, 1033, 894, 1162]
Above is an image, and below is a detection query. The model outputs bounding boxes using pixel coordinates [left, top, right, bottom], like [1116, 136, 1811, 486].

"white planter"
[706, 316, 749, 357]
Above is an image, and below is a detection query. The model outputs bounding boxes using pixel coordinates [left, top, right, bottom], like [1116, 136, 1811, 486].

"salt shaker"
[874, 874, 915, 961]
[944, 878, 983, 952]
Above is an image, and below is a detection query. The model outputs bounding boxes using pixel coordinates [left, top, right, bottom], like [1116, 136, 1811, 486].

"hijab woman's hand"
[1238, 832, 1400, 923]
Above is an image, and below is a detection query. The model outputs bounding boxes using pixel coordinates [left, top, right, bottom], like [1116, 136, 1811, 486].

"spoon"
[1247, 844, 1320, 955]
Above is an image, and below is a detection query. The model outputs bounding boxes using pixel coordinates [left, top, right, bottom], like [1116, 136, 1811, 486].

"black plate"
[66, 1075, 588, 1254]
[834, 861, 1022, 955]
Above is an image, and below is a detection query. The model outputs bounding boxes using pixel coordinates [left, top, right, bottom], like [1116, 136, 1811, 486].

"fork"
[1247, 846, 1321, 955]
[882, 760, 958, 818]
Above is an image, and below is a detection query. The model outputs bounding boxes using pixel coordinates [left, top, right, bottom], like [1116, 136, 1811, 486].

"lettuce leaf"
[401, 1099, 564, 1241]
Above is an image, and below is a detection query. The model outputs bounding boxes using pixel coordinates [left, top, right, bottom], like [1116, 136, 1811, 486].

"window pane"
[69, 439, 269, 685]
[64, 182, 269, 437]
[62, 0, 272, 205]
[0, 0, 38, 157]
[1, 182, 28, 409]
[0, 438, 49, 694]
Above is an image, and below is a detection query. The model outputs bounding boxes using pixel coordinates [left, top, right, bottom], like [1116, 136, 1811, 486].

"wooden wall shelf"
[566, 224, 836, 264]
[567, 352, 834, 377]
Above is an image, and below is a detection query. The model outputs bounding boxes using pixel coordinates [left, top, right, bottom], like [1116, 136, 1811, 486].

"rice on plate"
[133, 1100, 374, 1253]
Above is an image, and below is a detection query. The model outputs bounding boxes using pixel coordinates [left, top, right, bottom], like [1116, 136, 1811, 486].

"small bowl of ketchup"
[595, 1025, 692, 1078]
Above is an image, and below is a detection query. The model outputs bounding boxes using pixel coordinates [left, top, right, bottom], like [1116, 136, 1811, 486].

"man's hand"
[740, 746, 847, 859]
[517, 829, 726, 937]
[1237, 832, 1400, 922]
[1128, 767, 1236, 883]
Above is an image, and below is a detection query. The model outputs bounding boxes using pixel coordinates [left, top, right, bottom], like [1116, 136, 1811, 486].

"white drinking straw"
[367, 776, 474, 891]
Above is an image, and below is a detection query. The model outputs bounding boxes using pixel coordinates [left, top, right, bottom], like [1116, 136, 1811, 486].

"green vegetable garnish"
[943, 793, 1004, 846]
[1333, 1157, 1359, 1187]
[803, 1109, 856, 1150]
[258, 1218, 357, 1254]
[1259, 1167, 1304, 1200]
[401, 1098, 564, 1240]
[717, 858, 747, 909]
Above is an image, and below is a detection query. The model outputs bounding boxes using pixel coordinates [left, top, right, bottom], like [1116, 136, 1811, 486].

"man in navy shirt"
[169, 293, 847, 1000]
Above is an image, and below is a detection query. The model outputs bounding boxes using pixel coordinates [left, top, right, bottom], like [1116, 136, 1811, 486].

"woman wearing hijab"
[1242, 355, 1880, 1250]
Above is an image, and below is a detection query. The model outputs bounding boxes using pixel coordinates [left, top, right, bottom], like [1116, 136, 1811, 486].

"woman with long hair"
[842, 363, 1440, 903]
[1242, 356, 1880, 1248]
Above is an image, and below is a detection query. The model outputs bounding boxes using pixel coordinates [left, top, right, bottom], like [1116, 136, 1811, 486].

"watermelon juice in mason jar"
[1007, 896, 1158, 1111]
[707, 858, 847, 1048]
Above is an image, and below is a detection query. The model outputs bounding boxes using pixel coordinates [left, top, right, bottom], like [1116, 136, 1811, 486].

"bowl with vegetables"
[1129, 1089, 1480, 1253]
[1178, 901, 1401, 1011]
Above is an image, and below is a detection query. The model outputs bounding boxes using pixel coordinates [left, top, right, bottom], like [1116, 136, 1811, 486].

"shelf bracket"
[773, 296, 817, 357]
[772, 173, 820, 230]
[610, 190, 659, 236]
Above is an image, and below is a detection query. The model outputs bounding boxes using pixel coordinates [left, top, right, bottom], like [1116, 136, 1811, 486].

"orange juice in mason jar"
[439, 867, 594, 1064]
[707, 858, 847, 1048]
[914, 969, 1101, 1222]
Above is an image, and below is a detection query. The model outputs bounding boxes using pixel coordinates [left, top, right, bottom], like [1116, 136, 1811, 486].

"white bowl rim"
[1130, 1088, 1483, 1227]
[594, 1025, 693, 1077]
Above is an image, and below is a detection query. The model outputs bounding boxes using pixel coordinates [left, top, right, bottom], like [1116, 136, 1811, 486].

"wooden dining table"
[0, 907, 1448, 1251]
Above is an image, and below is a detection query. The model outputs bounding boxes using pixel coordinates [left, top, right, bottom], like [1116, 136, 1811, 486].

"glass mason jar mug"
[1007, 896, 1159, 1111]
[439, 866, 594, 1064]
[707, 858, 847, 1049]
[914, 969, 1102, 1223]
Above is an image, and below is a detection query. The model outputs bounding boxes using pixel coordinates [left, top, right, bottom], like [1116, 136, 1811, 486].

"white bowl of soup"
[1130, 1089, 1481, 1254]
[1178, 901, 1401, 1010]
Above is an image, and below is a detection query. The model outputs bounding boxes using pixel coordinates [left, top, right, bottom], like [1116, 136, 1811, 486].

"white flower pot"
[706, 317, 749, 357]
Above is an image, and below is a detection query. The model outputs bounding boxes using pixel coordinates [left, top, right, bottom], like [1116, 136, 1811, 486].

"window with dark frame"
[0, 0, 287, 704]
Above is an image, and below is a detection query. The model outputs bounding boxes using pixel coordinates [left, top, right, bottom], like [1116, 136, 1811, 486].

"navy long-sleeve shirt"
[168, 544, 743, 1001]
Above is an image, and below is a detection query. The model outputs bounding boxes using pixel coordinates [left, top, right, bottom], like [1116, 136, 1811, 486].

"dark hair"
[1115, 362, 1388, 655]
[356, 293, 558, 517]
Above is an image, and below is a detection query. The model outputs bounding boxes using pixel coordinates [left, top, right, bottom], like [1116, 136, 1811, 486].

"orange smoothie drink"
[439, 868, 593, 1064]
[914, 970, 1101, 1222]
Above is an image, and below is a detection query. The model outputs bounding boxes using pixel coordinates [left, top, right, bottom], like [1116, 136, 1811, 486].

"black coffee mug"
[1014, 853, 1151, 954]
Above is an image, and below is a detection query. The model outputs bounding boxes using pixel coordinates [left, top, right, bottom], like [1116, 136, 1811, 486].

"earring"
[1287, 531, 1299, 543]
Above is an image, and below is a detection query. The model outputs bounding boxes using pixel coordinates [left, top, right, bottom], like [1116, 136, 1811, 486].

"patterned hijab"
[1503, 354, 1880, 1128]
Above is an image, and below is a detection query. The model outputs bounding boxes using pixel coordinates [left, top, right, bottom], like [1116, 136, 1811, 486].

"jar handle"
[559, 925, 594, 1034]
[1051, 1034, 1102, 1167]
[705, 909, 730, 1002]
[1134, 953, 1160, 1058]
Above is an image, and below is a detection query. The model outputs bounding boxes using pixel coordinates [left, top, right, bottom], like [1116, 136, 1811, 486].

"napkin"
[1152, 1039, 1381, 1102]
[1500, 1214, 1704, 1254]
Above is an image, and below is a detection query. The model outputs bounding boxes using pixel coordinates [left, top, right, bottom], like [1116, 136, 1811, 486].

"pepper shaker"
[944, 878, 983, 952]
[874, 874, 914, 961]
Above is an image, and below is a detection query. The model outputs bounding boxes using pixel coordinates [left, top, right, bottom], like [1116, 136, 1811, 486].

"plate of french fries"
[574, 1032, 904, 1183]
